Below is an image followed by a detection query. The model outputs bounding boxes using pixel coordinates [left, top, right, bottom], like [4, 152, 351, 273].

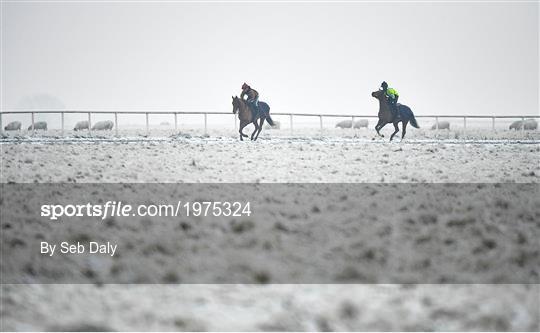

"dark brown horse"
[371, 89, 419, 141]
[232, 96, 275, 141]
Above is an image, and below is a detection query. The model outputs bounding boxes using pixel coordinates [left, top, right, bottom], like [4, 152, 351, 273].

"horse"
[371, 89, 419, 141]
[231, 96, 275, 141]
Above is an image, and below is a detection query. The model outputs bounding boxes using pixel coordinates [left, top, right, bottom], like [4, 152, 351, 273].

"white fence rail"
[1, 110, 539, 137]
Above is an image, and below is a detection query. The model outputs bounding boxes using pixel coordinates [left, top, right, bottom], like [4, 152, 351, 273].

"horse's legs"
[389, 122, 400, 141]
[250, 120, 259, 140]
[254, 117, 265, 141]
[375, 119, 383, 136]
[401, 120, 409, 140]
[240, 120, 249, 138]
[376, 120, 387, 137]
[239, 121, 248, 141]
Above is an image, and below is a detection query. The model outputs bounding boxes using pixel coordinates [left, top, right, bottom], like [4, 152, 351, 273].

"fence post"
[31, 112, 35, 136]
[521, 117, 525, 131]
[463, 116, 467, 129]
[319, 115, 323, 134]
[234, 114, 237, 130]
[290, 114, 293, 135]
[114, 112, 118, 137]
[146, 113, 149, 136]
[491, 117, 495, 131]
[61, 112, 65, 137]
[204, 113, 208, 135]
[88, 112, 92, 136]
[435, 116, 439, 130]
[0, 113, 2, 135]
[351, 116, 355, 130]
[174, 113, 178, 131]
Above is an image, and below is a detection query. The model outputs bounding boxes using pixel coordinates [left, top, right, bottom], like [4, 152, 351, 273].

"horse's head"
[232, 96, 241, 114]
[371, 89, 385, 100]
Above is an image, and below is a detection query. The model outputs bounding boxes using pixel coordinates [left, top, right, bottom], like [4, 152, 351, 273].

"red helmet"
[241, 82, 249, 90]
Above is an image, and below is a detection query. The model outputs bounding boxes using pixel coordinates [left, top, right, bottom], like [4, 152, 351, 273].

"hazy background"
[1, 1, 539, 117]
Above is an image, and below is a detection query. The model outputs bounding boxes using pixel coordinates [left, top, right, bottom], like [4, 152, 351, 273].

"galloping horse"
[232, 96, 275, 141]
[371, 89, 419, 141]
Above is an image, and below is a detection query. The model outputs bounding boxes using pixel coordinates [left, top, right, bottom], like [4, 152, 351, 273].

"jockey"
[381, 81, 399, 119]
[241, 83, 259, 118]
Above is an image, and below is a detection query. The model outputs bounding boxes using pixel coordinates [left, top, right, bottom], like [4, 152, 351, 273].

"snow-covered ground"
[1, 134, 538, 183]
[2, 284, 538, 331]
[1, 129, 539, 331]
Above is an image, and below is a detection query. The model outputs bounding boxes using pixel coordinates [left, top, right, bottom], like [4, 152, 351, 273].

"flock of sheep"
[72, 120, 114, 131]
[335, 119, 451, 130]
[426, 119, 538, 130]
[3, 120, 114, 132]
[508, 119, 538, 130]
[334, 119, 370, 129]
[2, 117, 538, 133]
[3, 121, 48, 131]
[334, 119, 538, 131]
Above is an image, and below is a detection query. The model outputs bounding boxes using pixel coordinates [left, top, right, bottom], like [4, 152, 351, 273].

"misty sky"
[1, 1, 538, 116]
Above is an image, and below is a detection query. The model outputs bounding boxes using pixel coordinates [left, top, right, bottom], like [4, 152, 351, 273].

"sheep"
[431, 121, 450, 130]
[509, 120, 538, 130]
[91, 120, 114, 131]
[74, 120, 89, 131]
[524, 119, 538, 130]
[335, 120, 353, 129]
[509, 120, 523, 130]
[27, 121, 47, 131]
[4, 121, 21, 131]
[353, 119, 369, 129]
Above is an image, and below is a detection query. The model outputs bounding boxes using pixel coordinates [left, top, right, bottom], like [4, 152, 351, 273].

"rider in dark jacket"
[381, 81, 399, 120]
[241, 83, 259, 118]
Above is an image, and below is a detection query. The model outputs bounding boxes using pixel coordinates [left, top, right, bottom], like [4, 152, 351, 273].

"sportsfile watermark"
[40, 201, 252, 221]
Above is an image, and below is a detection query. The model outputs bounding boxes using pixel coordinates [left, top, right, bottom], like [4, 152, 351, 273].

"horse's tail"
[400, 105, 419, 128]
[260, 102, 275, 126]
[409, 114, 419, 128]
[265, 113, 275, 127]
